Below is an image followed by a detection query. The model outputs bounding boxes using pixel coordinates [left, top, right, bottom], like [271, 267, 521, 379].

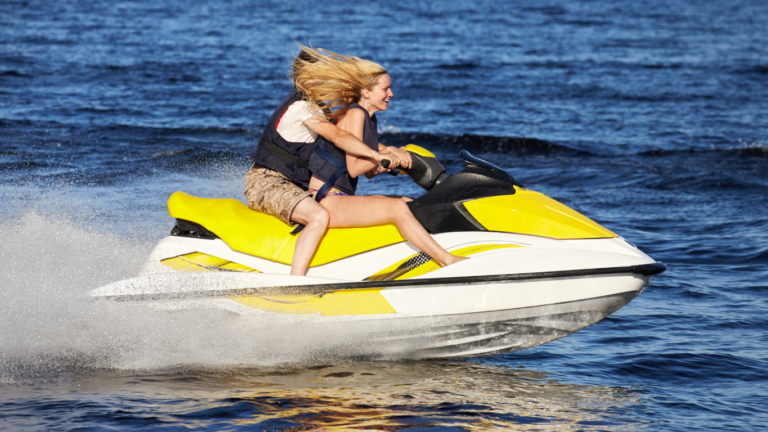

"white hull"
[91, 232, 661, 358]
[303, 291, 638, 359]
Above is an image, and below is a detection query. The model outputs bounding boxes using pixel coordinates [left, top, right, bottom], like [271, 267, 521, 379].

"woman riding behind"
[294, 46, 467, 268]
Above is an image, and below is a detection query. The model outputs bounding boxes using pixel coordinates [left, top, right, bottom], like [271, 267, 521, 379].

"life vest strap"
[290, 147, 347, 236]
[259, 139, 311, 169]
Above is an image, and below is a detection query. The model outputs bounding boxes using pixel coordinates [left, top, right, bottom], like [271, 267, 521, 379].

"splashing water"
[0, 213, 397, 381]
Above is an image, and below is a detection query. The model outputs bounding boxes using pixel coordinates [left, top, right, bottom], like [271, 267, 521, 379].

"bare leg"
[381, 194, 412, 202]
[288, 197, 330, 276]
[320, 195, 467, 267]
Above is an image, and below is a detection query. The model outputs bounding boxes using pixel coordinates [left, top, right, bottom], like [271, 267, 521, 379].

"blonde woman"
[295, 47, 467, 268]
[246, 50, 411, 276]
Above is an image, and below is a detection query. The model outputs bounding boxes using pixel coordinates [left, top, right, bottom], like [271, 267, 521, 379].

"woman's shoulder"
[342, 106, 367, 123]
[347, 102, 370, 114]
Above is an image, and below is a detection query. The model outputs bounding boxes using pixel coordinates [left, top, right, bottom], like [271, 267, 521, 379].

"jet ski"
[91, 145, 665, 359]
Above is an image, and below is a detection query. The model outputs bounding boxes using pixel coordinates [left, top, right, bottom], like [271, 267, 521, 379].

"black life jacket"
[249, 91, 317, 185]
[308, 103, 379, 195]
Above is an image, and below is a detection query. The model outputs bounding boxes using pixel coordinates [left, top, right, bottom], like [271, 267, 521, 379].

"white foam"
[0, 212, 384, 379]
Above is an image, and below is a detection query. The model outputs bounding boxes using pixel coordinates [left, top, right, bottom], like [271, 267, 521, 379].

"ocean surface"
[1, 0, 767, 430]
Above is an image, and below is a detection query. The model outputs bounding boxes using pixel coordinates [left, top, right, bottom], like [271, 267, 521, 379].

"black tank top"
[308, 103, 378, 195]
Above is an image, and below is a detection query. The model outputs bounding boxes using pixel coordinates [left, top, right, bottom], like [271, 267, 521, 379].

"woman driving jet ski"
[294, 47, 467, 268]
[246, 49, 411, 277]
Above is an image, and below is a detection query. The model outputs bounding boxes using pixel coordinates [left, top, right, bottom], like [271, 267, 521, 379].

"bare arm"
[378, 143, 413, 169]
[304, 115, 408, 169]
[337, 110, 379, 178]
[304, 116, 402, 168]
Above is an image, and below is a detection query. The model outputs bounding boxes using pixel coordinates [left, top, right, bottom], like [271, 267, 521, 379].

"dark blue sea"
[1, 0, 767, 430]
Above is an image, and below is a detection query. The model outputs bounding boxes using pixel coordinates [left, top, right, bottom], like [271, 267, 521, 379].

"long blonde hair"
[291, 45, 387, 120]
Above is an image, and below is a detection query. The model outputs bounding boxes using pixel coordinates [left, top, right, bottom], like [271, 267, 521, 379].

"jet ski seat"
[167, 191, 406, 266]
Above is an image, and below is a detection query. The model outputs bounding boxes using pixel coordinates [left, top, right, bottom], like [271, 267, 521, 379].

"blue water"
[1, 0, 767, 430]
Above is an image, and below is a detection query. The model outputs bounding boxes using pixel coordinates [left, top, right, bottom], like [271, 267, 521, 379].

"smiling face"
[361, 73, 393, 114]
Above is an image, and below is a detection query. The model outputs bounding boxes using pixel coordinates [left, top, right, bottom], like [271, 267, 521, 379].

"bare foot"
[443, 255, 469, 267]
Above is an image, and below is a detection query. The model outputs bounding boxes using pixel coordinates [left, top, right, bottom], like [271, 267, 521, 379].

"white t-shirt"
[275, 100, 322, 143]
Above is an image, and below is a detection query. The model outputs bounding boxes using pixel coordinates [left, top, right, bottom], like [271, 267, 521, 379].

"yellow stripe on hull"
[227, 289, 395, 316]
[366, 244, 522, 281]
[161, 253, 395, 316]
[161, 252, 259, 272]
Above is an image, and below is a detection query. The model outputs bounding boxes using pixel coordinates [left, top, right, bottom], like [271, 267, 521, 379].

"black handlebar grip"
[381, 159, 391, 168]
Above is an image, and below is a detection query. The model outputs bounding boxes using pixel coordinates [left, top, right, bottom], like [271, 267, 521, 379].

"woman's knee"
[389, 198, 412, 220]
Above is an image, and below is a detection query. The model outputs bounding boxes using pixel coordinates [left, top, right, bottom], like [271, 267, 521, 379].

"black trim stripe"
[95, 262, 666, 303]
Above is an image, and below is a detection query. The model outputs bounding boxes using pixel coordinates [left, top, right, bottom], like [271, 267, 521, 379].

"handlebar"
[381, 149, 448, 190]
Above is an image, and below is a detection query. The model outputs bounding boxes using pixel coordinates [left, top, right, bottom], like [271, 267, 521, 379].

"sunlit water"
[1, 0, 767, 430]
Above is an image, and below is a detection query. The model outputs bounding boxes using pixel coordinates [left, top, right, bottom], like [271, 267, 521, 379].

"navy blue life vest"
[249, 91, 317, 186]
[308, 103, 378, 195]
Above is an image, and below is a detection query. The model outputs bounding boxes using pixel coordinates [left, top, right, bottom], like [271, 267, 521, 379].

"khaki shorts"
[244, 166, 313, 226]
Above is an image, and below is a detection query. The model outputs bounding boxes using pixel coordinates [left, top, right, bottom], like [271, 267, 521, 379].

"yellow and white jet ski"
[91, 146, 665, 358]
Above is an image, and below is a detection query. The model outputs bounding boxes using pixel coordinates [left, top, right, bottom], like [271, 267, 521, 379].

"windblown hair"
[291, 45, 387, 120]
[292, 49, 317, 73]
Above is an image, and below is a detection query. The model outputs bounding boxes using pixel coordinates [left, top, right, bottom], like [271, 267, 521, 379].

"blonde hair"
[291, 45, 387, 119]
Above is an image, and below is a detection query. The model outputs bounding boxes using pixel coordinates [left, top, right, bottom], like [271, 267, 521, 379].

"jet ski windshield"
[459, 150, 507, 174]
[400, 147, 524, 193]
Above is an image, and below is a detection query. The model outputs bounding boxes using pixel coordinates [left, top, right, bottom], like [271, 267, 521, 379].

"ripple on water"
[0, 362, 644, 430]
